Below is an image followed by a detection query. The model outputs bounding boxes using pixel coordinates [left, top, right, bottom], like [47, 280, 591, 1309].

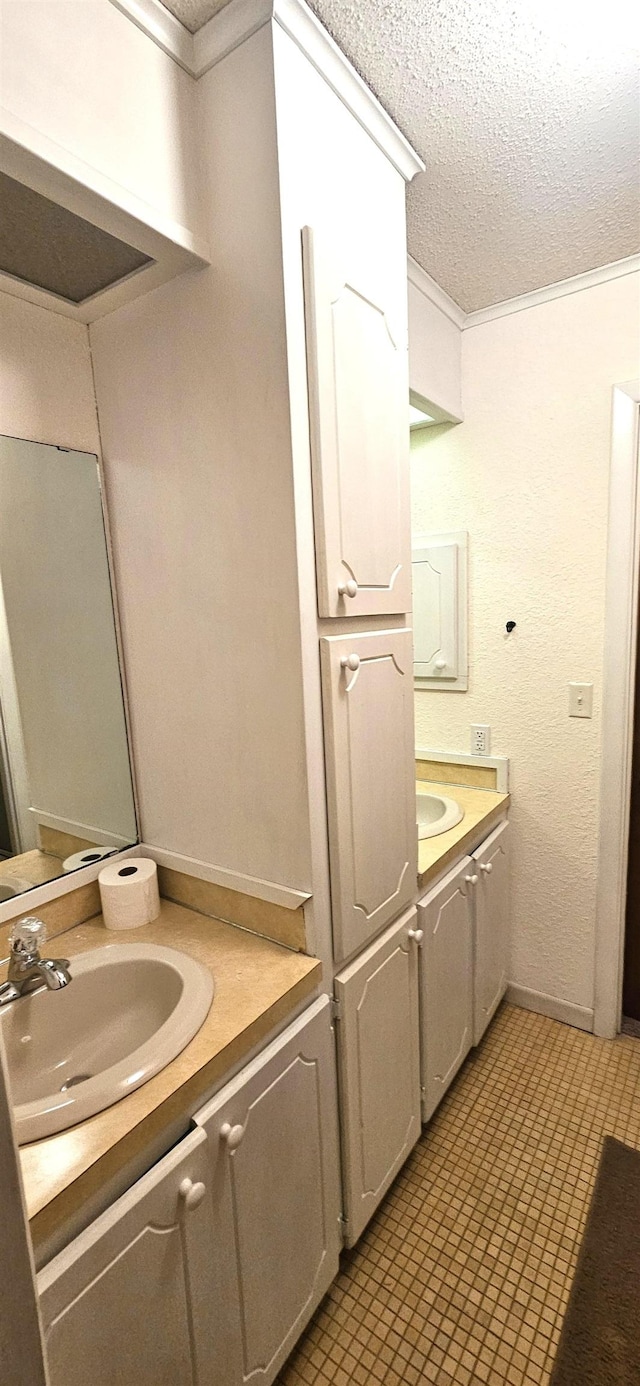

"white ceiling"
[160, 0, 640, 311]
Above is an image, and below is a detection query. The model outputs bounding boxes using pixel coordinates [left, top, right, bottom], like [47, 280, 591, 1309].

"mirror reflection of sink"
[0, 877, 34, 902]
[417, 791, 464, 840]
[0, 942, 214, 1143]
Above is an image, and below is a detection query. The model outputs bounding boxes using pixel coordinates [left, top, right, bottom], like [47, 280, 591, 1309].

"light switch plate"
[569, 683, 593, 718]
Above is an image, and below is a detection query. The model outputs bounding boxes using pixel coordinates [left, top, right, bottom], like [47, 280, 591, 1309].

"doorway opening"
[623, 617, 640, 1034]
[594, 382, 640, 1038]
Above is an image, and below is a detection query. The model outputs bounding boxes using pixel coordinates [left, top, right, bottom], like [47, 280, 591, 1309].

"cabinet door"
[194, 997, 341, 1386]
[412, 540, 459, 679]
[412, 531, 468, 689]
[472, 819, 510, 1045]
[320, 628, 417, 962]
[419, 858, 474, 1122]
[335, 906, 421, 1248]
[38, 1128, 216, 1386]
[303, 227, 412, 618]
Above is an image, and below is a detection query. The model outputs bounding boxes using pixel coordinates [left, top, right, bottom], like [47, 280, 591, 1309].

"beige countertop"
[15, 901, 321, 1249]
[0, 848, 63, 889]
[417, 781, 510, 892]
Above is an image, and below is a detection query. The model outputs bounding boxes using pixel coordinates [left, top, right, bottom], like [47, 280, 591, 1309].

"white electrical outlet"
[471, 725, 491, 756]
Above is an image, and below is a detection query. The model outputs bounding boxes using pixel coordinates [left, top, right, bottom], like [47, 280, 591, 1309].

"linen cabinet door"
[419, 859, 474, 1122]
[472, 820, 510, 1045]
[194, 997, 342, 1386]
[303, 227, 412, 619]
[320, 628, 417, 962]
[335, 906, 421, 1248]
[38, 1128, 216, 1386]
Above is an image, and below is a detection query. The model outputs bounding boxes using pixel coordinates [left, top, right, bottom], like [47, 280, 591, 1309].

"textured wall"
[411, 273, 640, 1013]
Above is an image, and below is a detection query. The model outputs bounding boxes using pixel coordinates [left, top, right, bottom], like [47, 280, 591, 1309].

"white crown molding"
[269, 0, 423, 182]
[107, 0, 424, 182]
[464, 254, 640, 328]
[408, 251, 640, 333]
[407, 255, 465, 328]
[109, 0, 196, 71]
[196, 0, 424, 181]
[194, 0, 272, 74]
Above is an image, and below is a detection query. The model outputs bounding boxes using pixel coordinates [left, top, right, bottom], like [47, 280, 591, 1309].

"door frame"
[593, 381, 640, 1037]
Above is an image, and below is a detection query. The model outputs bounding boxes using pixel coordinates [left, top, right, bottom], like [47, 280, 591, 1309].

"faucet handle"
[9, 916, 47, 955]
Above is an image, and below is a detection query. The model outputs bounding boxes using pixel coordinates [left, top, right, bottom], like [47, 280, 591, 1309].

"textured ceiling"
[159, 0, 640, 310]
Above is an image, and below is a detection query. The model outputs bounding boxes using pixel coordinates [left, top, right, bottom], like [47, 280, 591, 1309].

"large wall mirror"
[0, 435, 137, 903]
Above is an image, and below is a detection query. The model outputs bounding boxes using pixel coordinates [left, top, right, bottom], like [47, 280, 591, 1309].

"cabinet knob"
[434, 659, 447, 671]
[179, 1178, 207, 1211]
[220, 1121, 245, 1150]
[465, 874, 479, 886]
[340, 654, 361, 672]
[480, 862, 493, 874]
[337, 579, 358, 599]
[407, 928, 423, 944]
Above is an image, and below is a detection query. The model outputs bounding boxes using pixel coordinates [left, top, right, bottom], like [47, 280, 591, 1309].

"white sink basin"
[1, 942, 214, 1144]
[417, 791, 464, 840]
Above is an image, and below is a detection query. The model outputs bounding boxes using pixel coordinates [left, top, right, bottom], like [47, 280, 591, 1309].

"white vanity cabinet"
[418, 816, 511, 1121]
[471, 820, 511, 1045]
[38, 1127, 216, 1386]
[37, 999, 341, 1386]
[303, 228, 412, 620]
[418, 858, 475, 1122]
[193, 996, 342, 1386]
[334, 905, 422, 1247]
[320, 628, 417, 963]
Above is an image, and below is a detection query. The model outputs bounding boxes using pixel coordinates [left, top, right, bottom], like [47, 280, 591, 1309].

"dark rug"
[550, 1136, 640, 1385]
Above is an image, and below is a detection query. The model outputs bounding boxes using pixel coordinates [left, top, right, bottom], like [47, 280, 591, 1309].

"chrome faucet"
[0, 917, 72, 1006]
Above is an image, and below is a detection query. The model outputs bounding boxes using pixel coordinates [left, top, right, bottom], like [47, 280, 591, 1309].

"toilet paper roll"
[63, 847, 115, 873]
[98, 858, 161, 931]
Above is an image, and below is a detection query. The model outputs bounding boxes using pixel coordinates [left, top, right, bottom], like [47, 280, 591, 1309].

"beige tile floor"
[277, 1003, 640, 1386]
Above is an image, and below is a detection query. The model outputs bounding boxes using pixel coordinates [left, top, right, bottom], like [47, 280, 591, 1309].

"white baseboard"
[141, 844, 311, 911]
[506, 983, 594, 1033]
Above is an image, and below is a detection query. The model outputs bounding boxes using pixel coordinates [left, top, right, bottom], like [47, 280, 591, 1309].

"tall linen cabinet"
[90, 0, 422, 1256]
[276, 17, 423, 1243]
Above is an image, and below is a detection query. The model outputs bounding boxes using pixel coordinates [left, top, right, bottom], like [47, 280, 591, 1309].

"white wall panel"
[90, 29, 313, 893]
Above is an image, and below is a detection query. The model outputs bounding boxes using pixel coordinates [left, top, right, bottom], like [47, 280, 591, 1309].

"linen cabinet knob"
[434, 659, 446, 671]
[407, 928, 423, 944]
[465, 874, 478, 886]
[480, 863, 493, 874]
[337, 579, 358, 598]
[340, 654, 361, 672]
[179, 1178, 207, 1211]
[220, 1121, 245, 1150]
